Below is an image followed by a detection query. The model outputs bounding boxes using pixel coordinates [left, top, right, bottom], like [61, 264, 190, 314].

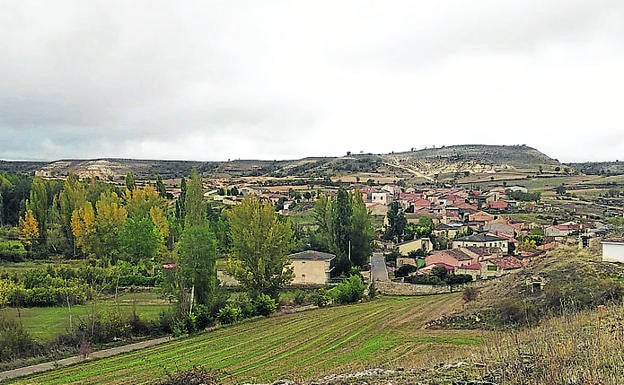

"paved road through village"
[370, 252, 389, 282]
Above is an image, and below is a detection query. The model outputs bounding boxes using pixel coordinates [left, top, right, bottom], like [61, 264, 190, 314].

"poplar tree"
[59, 174, 87, 256]
[177, 169, 218, 310]
[27, 177, 48, 243]
[349, 190, 374, 268]
[19, 209, 39, 252]
[333, 187, 352, 274]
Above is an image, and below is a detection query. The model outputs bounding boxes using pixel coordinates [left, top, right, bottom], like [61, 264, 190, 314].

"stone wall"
[376, 280, 486, 296]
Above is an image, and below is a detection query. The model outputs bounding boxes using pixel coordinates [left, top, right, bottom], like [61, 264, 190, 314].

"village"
[184, 177, 622, 287]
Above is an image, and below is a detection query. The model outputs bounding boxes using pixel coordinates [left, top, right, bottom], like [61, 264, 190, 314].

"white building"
[601, 239, 624, 263]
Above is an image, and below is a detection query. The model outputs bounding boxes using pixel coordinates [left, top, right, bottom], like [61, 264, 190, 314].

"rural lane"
[0, 336, 171, 382]
[370, 253, 389, 282]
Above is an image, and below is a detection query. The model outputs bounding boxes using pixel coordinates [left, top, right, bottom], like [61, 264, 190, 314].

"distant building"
[601, 239, 624, 263]
[289, 250, 335, 285]
[453, 233, 509, 255]
[397, 238, 433, 256]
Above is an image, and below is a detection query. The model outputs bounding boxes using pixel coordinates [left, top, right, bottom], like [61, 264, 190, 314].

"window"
[487, 265, 498, 271]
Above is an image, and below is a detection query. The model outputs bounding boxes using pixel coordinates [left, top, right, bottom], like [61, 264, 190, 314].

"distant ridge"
[1, 144, 562, 180]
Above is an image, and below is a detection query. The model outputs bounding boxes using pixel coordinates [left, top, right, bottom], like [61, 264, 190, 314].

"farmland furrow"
[7, 295, 483, 385]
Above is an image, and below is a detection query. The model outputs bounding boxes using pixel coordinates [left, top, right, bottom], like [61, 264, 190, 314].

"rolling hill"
[1, 145, 564, 181]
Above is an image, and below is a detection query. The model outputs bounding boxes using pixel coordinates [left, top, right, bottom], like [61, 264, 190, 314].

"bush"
[498, 299, 539, 325]
[293, 290, 308, 306]
[0, 318, 43, 362]
[368, 281, 378, 299]
[394, 264, 418, 278]
[235, 294, 257, 318]
[462, 286, 479, 303]
[193, 305, 214, 330]
[0, 240, 26, 262]
[406, 274, 444, 285]
[446, 274, 473, 285]
[254, 294, 277, 317]
[331, 275, 366, 304]
[81, 311, 131, 344]
[217, 305, 242, 325]
[311, 288, 331, 307]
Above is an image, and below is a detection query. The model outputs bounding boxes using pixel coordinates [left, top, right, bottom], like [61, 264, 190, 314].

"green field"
[0, 291, 171, 342]
[7, 294, 484, 385]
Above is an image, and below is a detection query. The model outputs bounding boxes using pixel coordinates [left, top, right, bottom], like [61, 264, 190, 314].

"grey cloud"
[0, 1, 622, 162]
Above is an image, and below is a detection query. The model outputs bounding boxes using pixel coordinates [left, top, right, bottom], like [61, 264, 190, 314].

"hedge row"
[6, 285, 92, 307]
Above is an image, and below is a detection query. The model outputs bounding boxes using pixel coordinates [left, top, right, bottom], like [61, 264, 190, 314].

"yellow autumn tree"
[19, 209, 40, 250]
[150, 206, 170, 240]
[71, 202, 96, 257]
[124, 185, 164, 219]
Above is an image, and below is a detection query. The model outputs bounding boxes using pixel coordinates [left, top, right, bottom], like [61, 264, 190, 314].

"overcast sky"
[1, 1, 623, 163]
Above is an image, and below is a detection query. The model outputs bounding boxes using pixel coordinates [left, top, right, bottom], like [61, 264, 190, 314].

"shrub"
[81, 311, 131, 344]
[293, 290, 308, 306]
[446, 274, 473, 285]
[368, 281, 378, 299]
[407, 274, 444, 285]
[311, 288, 332, 307]
[193, 305, 214, 330]
[331, 275, 366, 304]
[0, 318, 42, 362]
[217, 305, 242, 325]
[254, 294, 277, 317]
[0, 240, 26, 262]
[498, 299, 539, 325]
[462, 286, 479, 303]
[235, 294, 257, 318]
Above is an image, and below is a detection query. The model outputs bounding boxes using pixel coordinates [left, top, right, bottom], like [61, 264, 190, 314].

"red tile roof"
[487, 201, 509, 210]
[488, 256, 524, 270]
[459, 262, 481, 270]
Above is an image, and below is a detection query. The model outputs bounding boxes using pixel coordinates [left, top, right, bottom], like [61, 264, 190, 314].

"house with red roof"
[455, 262, 482, 280]
[425, 248, 476, 269]
[544, 223, 581, 240]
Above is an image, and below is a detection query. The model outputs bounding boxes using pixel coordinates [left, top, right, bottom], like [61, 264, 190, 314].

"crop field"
[7, 294, 485, 385]
[0, 291, 171, 342]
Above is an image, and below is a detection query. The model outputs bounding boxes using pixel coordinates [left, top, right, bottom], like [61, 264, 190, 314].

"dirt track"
[0, 336, 171, 382]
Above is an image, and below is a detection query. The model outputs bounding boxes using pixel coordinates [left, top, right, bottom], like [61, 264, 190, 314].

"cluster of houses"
[360, 183, 620, 281]
[205, 181, 624, 286]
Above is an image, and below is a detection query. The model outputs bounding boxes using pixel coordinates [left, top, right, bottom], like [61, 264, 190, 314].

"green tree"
[184, 169, 205, 228]
[349, 189, 374, 268]
[312, 193, 336, 253]
[175, 169, 218, 312]
[384, 201, 407, 243]
[333, 187, 352, 274]
[415, 215, 434, 239]
[225, 196, 294, 301]
[156, 175, 167, 198]
[119, 217, 163, 270]
[125, 172, 136, 193]
[94, 191, 127, 266]
[175, 177, 187, 224]
[431, 266, 448, 281]
[177, 224, 217, 311]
